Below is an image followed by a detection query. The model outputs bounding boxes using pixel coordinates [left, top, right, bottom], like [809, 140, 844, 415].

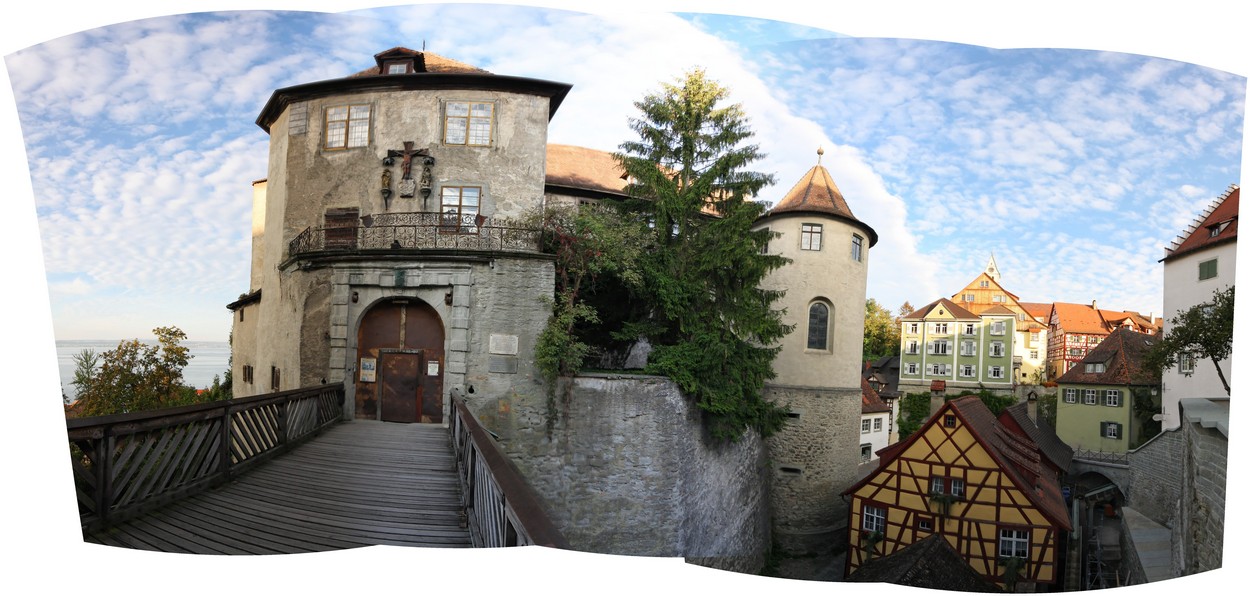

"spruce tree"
[615, 69, 791, 441]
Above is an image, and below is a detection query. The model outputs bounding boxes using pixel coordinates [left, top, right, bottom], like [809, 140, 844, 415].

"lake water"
[56, 340, 231, 400]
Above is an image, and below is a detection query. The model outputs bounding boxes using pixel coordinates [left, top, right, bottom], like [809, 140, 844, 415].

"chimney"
[1091, 299, 1097, 310]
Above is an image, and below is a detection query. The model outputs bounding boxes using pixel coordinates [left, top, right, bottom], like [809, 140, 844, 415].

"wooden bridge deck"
[83, 420, 471, 553]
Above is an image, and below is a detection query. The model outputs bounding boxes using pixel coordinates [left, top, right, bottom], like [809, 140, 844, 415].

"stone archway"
[353, 298, 446, 423]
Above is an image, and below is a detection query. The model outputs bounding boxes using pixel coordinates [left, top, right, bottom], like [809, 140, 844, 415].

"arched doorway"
[354, 298, 445, 423]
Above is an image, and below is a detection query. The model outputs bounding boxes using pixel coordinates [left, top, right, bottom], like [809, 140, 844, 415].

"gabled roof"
[1001, 402, 1074, 473]
[862, 378, 892, 414]
[757, 150, 878, 246]
[545, 145, 628, 198]
[902, 298, 979, 320]
[1019, 302, 1053, 320]
[1162, 184, 1239, 262]
[1050, 302, 1111, 335]
[846, 396, 1071, 532]
[981, 305, 1017, 316]
[846, 534, 1002, 591]
[1055, 328, 1160, 386]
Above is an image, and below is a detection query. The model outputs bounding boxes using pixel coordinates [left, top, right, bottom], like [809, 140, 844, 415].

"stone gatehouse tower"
[752, 149, 877, 554]
[228, 47, 570, 421]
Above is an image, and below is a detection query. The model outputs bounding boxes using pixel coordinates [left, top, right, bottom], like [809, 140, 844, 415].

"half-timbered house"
[844, 395, 1071, 589]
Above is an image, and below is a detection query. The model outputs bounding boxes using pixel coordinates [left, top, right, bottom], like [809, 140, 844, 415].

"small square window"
[873, 417, 883, 432]
[917, 517, 934, 532]
[862, 419, 872, 433]
[1085, 389, 1098, 405]
[1198, 258, 1218, 281]
[1064, 388, 1077, 403]
[944, 414, 957, 428]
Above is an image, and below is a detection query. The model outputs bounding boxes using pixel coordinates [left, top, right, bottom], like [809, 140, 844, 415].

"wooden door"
[355, 299, 445, 422]
[379, 352, 421, 423]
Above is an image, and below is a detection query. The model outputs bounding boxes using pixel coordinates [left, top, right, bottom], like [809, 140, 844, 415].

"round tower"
[752, 148, 878, 555]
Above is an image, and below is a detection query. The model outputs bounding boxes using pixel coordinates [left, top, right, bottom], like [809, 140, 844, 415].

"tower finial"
[817, 146, 824, 165]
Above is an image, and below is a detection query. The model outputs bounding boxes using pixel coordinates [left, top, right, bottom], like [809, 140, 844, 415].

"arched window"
[807, 302, 830, 350]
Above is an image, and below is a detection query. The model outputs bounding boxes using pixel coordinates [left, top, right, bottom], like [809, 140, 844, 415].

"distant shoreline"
[56, 340, 231, 400]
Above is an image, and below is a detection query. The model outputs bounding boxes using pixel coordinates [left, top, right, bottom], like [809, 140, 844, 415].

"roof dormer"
[374, 47, 426, 74]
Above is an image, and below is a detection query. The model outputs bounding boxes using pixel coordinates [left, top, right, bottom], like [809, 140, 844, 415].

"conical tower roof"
[758, 147, 877, 245]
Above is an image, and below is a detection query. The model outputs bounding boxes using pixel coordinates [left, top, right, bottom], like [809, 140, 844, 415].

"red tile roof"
[1055, 328, 1160, 386]
[760, 151, 878, 245]
[1019, 302, 1052, 320]
[862, 378, 892, 414]
[545, 145, 628, 197]
[902, 298, 980, 320]
[1162, 185, 1239, 262]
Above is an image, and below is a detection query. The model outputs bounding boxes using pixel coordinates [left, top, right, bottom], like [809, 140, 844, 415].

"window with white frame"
[863, 504, 886, 533]
[1180, 353, 1195, 374]
[1064, 388, 1077, 403]
[444, 101, 494, 146]
[963, 293, 975, 302]
[961, 364, 975, 377]
[1102, 421, 1121, 439]
[1030, 349, 1039, 359]
[440, 186, 481, 232]
[993, 294, 1006, 303]
[1085, 389, 1098, 405]
[1085, 362, 1106, 373]
[906, 340, 920, 354]
[930, 340, 950, 355]
[1105, 389, 1120, 407]
[1031, 331, 1040, 342]
[852, 234, 864, 261]
[929, 363, 949, 376]
[861, 443, 873, 462]
[990, 320, 1006, 335]
[990, 366, 1004, 379]
[999, 528, 1029, 559]
[930, 476, 944, 494]
[905, 362, 919, 375]
[951, 478, 965, 497]
[324, 104, 371, 149]
[861, 419, 872, 433]
[933, 323, 949, 334]
[907, 322, 919, 334]
[964, 323, 976, 335]
[980, 280, 989, 288]
[801, 223, 823, 250]
[990, 341, 1005, 357]
[873, 417, 883, 432]
[961, 340, 976, 356]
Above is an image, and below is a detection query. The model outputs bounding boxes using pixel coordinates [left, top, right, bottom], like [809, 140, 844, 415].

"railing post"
[97, 431, 114, 524]
[219, 403, 232, 478]
[277, 394, 289, 448]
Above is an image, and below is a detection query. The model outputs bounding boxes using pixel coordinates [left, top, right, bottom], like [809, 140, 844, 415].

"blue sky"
[4, 2, 1244, 343]
[3, 1, 1246, 594]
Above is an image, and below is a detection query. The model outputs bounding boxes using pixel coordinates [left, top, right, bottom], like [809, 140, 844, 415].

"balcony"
[287, 211, 542, 260]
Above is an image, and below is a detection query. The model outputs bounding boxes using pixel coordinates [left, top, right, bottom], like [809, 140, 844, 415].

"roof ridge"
[1166, 183, 1239, 254]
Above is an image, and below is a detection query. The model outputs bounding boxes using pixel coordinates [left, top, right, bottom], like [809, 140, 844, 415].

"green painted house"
[1055, 327, 1161, 453]
[897, 298, 1016, 395]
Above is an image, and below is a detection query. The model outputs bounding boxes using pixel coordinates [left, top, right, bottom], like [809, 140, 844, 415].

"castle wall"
[482, 374, 771, 573]
[764, 383, 862, 554]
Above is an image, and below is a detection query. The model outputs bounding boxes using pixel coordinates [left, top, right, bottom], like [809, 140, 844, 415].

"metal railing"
[66, 384, 344, 531]
[1072, 448, 1129, 465]
[449, 389, 569, 549]
[288, 212, 541, 257]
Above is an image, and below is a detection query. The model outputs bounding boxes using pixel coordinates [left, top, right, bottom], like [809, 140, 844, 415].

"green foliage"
[1130, 388, 1162, 448]
[69, 348, 99, 405]
[898, 392, 933, 441]
[864, 298, 900, 361]
[72, 326, 212, 417]
[1146, 285, 1234, 395]
[615, 69, 792, 441]
[952, 387, 1016, 416]
[1036, 393, 1058, 428]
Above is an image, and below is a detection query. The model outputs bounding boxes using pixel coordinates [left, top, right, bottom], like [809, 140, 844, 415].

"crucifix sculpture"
[385, 142, 435, 200]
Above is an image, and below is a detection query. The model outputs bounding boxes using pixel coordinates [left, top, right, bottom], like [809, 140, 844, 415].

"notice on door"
[360, 357, 377, 382]
[427, 360, 440, 376]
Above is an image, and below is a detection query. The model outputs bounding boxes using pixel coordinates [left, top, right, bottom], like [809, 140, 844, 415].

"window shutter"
[1100, 421, 1108, 437]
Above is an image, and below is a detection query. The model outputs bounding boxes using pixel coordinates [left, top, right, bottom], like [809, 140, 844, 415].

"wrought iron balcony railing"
[288, 211, 541, 258]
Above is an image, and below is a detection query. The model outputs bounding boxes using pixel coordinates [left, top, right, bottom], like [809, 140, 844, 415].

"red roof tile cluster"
[1055, 327, 1159, 386]
[861, 377, 892, 414]
[351, 46, 491, 76]
[902, 298, 979, 320]
[545, 145, 628, 196]
[1163, 185, 1239, 262]
[770, 163, 857, 220]
[1050, 303, 1160, 336]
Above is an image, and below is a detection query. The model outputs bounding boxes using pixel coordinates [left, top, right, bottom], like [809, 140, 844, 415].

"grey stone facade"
[1126, 429, 1183, 527]
[764, 383, 862, 554]
[482, 374, 771, 573]
[1177, 399, 1227, 576]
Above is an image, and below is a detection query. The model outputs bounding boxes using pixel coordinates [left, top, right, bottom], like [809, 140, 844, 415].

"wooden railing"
[450, 390, 569, 549]
[66, 384, 344, 531]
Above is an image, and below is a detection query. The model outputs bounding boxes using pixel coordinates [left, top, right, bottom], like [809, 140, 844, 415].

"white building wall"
[1160, 241, 1235, 429]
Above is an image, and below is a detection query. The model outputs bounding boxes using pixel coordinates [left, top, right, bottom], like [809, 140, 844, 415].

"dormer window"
[384, 60, 413, 74]
[1084, 362, 1106, 373]
[1208, 219, 1233, 237]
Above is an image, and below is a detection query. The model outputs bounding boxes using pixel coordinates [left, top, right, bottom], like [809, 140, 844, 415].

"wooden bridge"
[66, 384, 566, 554]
